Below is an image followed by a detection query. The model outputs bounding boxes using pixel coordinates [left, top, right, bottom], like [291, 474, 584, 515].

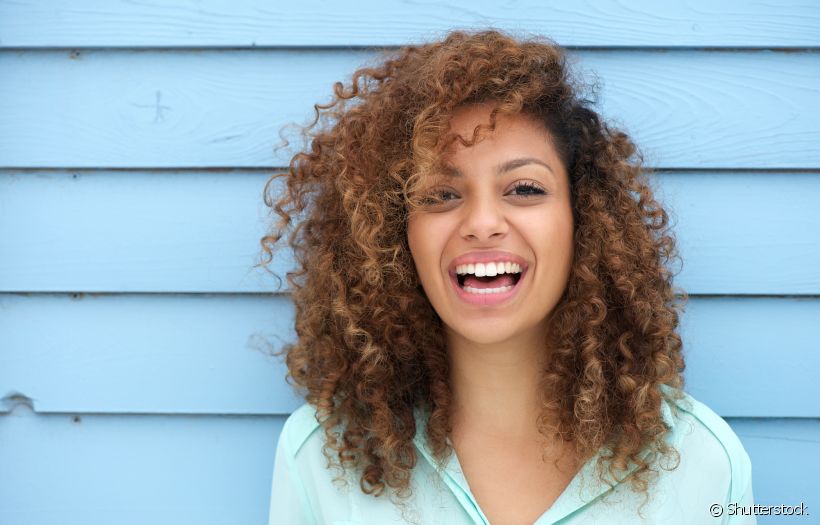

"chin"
[448, 321, 520, 346]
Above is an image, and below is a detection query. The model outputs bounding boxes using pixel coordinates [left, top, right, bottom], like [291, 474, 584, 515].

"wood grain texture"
[729, 418, 820, 519]
[0, 50, 818, 168]
[0, 293, 301, 415]
[2, 170, 818, 294]
[1, 0, 819, 48]
[1, 3, 818, 523]
[1, 293, 817, 417]
[0, 409, 816, 525]
[0, 408, 284, 525]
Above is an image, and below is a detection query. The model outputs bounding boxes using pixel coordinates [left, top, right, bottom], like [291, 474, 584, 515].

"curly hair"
[259, 28, 688, 514]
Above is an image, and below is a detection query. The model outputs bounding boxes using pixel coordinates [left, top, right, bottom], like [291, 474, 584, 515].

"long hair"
[260, 28, 687, 509]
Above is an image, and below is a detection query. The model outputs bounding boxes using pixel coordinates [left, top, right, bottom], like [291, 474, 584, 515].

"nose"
[458, 192, 509, 242]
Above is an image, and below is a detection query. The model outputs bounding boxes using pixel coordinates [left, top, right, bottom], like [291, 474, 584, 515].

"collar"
[412, 384, 682, 525]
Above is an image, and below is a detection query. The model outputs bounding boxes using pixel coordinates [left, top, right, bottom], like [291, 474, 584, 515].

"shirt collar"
[412, 385, 680, 525]
[412, 407, 491, 523]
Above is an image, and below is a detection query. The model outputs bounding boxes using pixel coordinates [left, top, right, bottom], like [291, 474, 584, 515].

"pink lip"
[447, 250, 529, 307]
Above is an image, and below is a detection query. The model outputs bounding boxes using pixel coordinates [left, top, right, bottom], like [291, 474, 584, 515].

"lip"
[447, 250, 529, 274]
[447, 250, 529, 307]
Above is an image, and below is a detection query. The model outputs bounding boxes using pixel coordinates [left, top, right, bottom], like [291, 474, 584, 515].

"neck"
[446, 324, 550, 441]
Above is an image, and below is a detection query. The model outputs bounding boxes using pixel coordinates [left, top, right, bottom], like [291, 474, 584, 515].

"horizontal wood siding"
[0, 293, 818, 417]
[0, 51, 818, 168]
[1, 0, 819, 47]
[2, 171, 819, 294]
[1, 3, 817, 524]
[0, 411, 286, 525]
[1, 414, 815, 525]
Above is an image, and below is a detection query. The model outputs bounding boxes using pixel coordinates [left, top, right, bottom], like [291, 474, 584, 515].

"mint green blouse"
[269, 386, 755, 524]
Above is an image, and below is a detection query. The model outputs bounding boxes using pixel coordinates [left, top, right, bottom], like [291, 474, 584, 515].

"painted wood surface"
[1, 2, 818, 524]
[730, 419, 820, 516]
[1, 293, 818, 417]
[0, 50, 818, 168]
[0, 411, 817, 525]
[0, 408, 285, 525]
[2, 170, 819, 294]
[1, 0, 819, 48]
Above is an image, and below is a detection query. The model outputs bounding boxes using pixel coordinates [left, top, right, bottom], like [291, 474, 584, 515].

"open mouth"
[454, 262, 524, 294]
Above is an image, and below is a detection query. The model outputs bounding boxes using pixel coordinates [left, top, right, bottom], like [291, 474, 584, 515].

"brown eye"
[509, 181, 546, 197]
[438, 190, 458, 201]
[420, 188, 459, 207]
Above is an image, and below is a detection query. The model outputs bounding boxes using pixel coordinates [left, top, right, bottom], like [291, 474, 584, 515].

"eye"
[436, 189, 459, 201]
[419, 187, 459, 207]
[508, 181, 547, 197]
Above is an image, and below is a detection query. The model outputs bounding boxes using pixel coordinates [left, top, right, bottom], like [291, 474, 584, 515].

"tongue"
[463, 274, 515, 289]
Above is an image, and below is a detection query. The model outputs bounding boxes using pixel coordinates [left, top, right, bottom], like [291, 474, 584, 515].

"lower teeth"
[463, 285, 513, 295]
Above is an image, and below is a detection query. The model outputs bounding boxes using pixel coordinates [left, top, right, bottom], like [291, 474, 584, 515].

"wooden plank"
[1, 0, 819, 48]
[1, 294, 817, 417]
[1, 170, 818, 294]
[0, 170, 286, 293]
[0, 408, 284, 525]
[659, 171, 820, 295]
[0, 410, 816, 525]
[0, 50, 818, 168]
[729, 418, 820, 521]
[680, 297, 820, 418]
[0, 293, 303, 415]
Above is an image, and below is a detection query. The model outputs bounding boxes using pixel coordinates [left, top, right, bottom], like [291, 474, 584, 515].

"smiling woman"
[408, 105, 574, 341]
[261, 29, 754, 525]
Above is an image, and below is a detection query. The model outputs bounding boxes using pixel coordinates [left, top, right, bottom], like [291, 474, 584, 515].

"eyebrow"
[497, 157, 555, 176]
[440, 157, 555, 178]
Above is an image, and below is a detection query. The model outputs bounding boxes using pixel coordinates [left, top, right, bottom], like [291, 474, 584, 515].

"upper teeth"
[455, 262, 522, 277]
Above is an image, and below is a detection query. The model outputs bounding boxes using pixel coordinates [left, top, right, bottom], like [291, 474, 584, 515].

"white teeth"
[455, 262, 523, 275]
[463, 285, 514, 294]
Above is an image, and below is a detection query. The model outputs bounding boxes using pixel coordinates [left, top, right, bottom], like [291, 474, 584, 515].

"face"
[407, 104, 575, 347]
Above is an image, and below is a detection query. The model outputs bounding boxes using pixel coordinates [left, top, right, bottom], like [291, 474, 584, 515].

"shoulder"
[662, 386, 753, 503]
[273, 403, 381, 523]
[277, 402, 323, 460]
[276, 402, 354, 490]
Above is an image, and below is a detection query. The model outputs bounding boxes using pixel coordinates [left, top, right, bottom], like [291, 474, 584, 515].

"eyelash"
[423, 181, 547, 207]
[509, 181, 546, 197]
[430, 181, 547, 202]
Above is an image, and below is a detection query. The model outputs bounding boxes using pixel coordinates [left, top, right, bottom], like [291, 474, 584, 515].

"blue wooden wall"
[1, 2, 819, 524]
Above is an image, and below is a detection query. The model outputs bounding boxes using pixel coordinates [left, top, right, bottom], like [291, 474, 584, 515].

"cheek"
[551, 211, 575, 272]
[406, 217, 422, 263]
[407, 216, 433, 273]
[407, 216, 448, 285]
[519, 206, 574, 261]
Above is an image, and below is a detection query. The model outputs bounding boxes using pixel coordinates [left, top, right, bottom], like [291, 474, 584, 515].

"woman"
[262, 29, 755, 524]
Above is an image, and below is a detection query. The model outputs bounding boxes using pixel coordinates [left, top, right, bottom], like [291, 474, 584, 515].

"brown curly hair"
[259, 28, 688, 513]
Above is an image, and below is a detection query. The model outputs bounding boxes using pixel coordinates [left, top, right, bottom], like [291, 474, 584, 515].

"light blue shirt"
[269, 386, 755, 524]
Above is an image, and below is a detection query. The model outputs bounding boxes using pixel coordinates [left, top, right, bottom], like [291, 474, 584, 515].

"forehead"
[444, 105, 554, 158]
[434, 105, 561, 177]
[450, 103, 548, 135]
